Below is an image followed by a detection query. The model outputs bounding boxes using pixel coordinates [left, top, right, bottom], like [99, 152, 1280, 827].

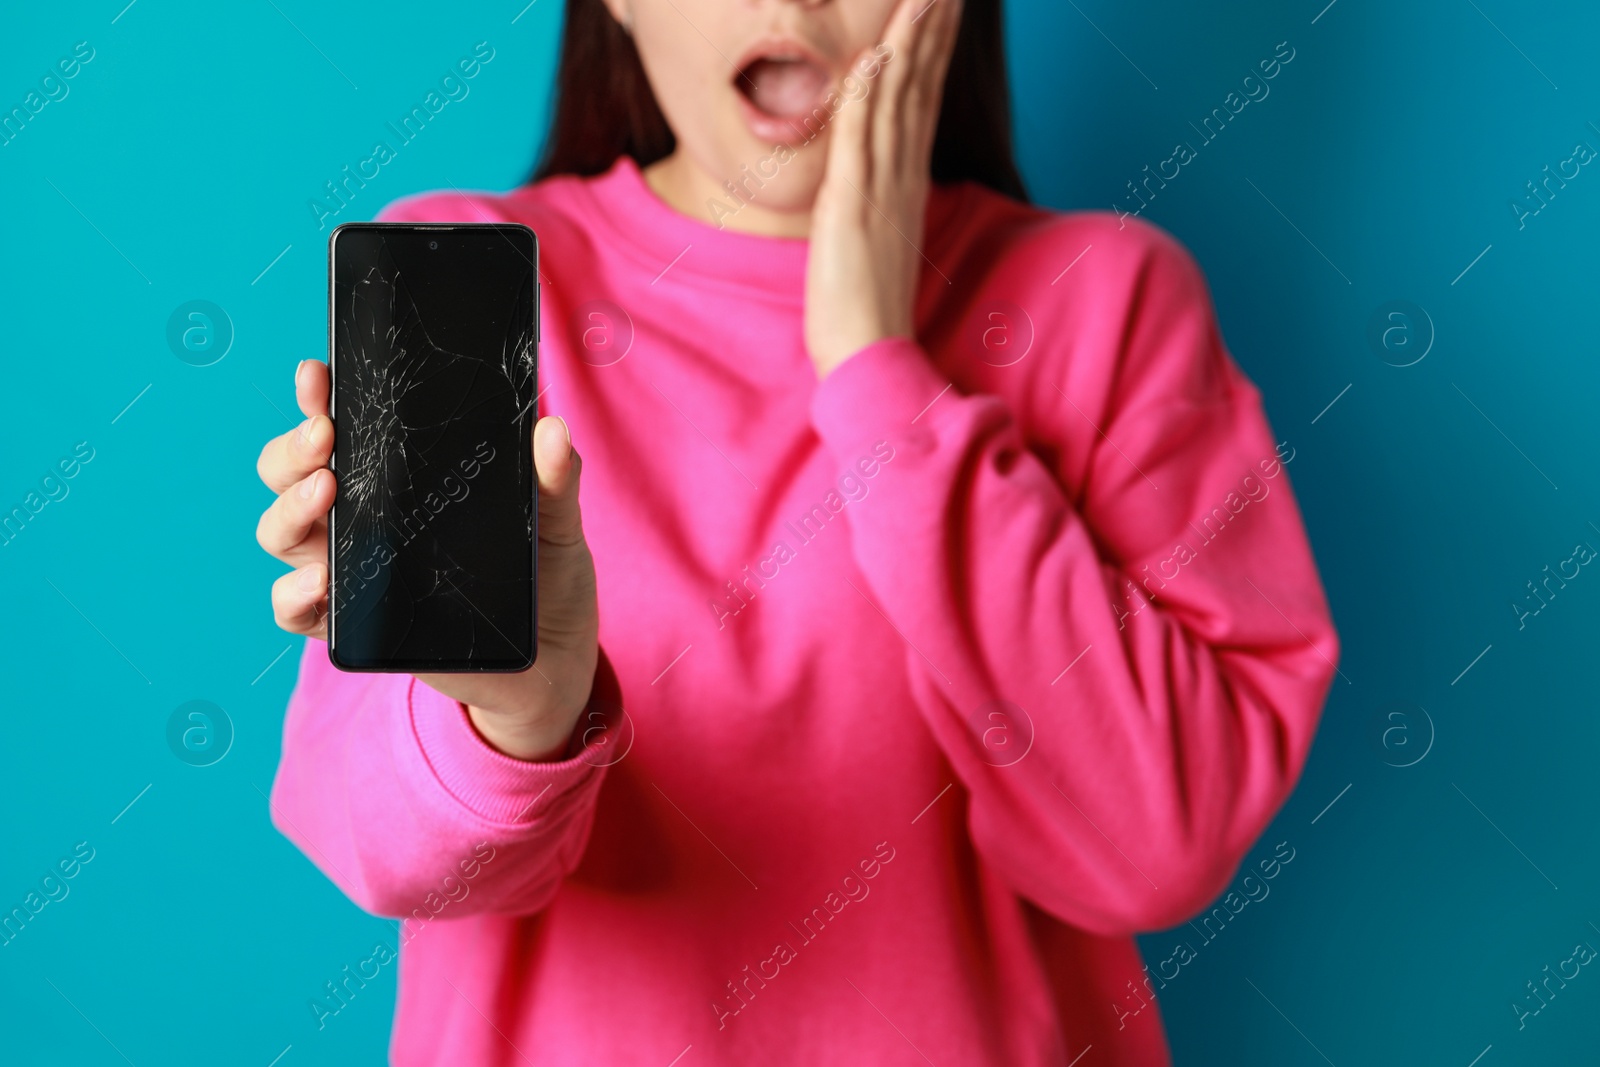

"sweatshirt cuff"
[810, 335, 955, 452]
[407, 646, 625, 827]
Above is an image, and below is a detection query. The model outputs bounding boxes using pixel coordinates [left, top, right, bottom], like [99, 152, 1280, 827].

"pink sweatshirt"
[271, 156, 1338, 1066]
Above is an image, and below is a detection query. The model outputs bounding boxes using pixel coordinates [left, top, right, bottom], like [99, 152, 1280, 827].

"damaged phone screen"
[327, 223, 537, 672]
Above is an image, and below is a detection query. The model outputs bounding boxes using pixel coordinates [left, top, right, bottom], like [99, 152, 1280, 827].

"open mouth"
[734, 55, 832, 120]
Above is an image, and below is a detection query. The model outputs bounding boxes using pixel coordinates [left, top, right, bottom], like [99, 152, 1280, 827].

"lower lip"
[736, 90, 824, 146]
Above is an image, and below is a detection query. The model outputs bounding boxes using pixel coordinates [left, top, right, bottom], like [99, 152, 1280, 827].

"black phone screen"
[327, 223, 537, 672]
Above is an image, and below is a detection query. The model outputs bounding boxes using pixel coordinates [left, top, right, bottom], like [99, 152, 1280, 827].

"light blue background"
[2, 1, 1596, 1063]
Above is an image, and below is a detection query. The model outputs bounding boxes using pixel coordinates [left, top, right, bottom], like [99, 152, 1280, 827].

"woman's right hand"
[255, 359, 600, 762]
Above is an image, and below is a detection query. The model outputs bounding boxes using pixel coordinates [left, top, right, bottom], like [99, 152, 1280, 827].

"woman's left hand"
[804, 0, 964, 378]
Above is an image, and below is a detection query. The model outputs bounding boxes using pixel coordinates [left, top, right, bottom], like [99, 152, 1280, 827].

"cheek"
[635, 42, 733, 171]
[631, 1, 730, 136]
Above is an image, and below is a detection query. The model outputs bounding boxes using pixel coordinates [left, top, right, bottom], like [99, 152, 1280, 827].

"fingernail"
[296, 564, 322, 592]
[296, 417, 313, 446]
[556, 416, 572, 447]
[295, 360, 308, 387]
[298, 471, 318, 500]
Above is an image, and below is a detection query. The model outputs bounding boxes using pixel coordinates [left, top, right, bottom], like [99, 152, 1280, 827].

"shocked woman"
[254, 0, 1339, 1062]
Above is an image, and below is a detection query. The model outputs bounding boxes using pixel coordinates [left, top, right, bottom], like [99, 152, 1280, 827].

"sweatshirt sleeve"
[807, 225, 1339, 937]
[267, 643, 623, 919]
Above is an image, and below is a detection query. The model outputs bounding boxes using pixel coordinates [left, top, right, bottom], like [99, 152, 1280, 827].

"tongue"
[744, 58, 829, 119]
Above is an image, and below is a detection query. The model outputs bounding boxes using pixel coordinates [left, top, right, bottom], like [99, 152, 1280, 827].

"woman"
[256, 0, 1339, 1062]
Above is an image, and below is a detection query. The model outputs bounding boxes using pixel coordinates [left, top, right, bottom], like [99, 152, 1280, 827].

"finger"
[825, 48, 875, 193]
[272, 563, 328, 638]
[871, 0, 933, 183]
[535, 415, 586, 548]
[257, 414, 334, 494]
[914, 0, 963, 96]
[876, 0, 923, 94]
[914, 0, 963, 65]
[296, 359, 330, 419]
[256, 467, 336, 562]
[905, 0, 963, 169]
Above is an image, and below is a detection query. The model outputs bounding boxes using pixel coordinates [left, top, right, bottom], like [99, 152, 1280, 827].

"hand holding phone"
[254, 354, 599, 760]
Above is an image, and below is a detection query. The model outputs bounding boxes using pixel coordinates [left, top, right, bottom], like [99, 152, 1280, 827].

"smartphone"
[326, 222, 538, 672]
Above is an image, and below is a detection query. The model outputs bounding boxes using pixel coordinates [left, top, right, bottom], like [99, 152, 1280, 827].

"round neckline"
[573, 155, 972, 300]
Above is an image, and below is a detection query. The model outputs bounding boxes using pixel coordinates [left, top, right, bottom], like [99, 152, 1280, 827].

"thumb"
[534, 415, 585, 547]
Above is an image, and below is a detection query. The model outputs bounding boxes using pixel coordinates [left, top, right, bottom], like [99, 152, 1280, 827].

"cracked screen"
[328, 224, 537, 672]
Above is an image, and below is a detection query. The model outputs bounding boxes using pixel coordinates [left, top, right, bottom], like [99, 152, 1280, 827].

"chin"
[702, 136, 828, 220]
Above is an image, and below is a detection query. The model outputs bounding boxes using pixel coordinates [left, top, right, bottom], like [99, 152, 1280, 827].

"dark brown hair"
[531, 0, 1028, 203]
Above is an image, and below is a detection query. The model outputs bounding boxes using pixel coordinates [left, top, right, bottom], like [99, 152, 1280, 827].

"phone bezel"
[325, 221, 539, 674]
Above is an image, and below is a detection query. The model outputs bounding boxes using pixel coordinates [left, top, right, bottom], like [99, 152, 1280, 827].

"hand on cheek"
[803, 0, 964, 378]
